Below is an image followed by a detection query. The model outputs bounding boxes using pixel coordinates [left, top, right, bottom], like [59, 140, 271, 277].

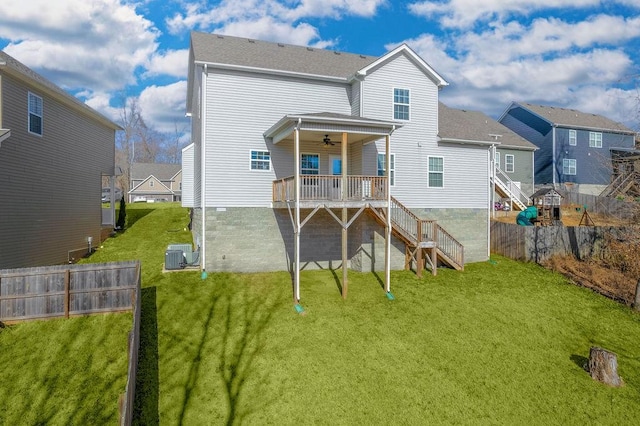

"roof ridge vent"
[278, 43, 285, 47]
[248, 39, 256, 43]
[307, 47, 314, 51]
[216, 35, 224, 39]
[334, 51, 341, 55]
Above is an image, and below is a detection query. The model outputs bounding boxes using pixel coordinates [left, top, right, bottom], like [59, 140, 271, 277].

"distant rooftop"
[518, 102, 634, 134]
[439, 103, 537, 150]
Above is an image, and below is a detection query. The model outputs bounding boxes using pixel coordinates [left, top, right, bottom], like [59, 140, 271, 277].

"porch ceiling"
[264, 112, 402, 145]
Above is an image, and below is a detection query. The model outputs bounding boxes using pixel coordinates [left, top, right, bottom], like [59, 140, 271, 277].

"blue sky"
[1, 0, 639, 139]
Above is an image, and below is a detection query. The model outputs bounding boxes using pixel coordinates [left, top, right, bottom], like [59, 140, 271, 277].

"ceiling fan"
[323, 134, 335, 146]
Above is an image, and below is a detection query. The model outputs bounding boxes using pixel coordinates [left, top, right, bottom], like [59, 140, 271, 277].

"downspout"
[552, 126, 557, 188]
[489, 145, 495, 257]
[200, 64, 208, 277]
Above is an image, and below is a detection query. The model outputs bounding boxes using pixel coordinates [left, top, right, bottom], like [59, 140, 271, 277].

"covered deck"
[264, 112, 402, 304]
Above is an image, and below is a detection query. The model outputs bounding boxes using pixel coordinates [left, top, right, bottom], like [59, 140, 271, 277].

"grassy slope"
[91, 204, 640, 424]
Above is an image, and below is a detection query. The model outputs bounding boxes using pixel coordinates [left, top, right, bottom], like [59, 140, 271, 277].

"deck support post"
[293, 123, 301, 303]
[416, 220, 423, 278]
[384, 134, 391, 293]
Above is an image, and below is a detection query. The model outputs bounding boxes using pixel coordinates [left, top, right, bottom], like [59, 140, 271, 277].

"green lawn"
[0, 313, 131, 425]
[89, 204, 640, 423]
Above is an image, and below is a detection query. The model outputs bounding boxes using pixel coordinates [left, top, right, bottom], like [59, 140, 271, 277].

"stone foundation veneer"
[190, 207, 488, 273]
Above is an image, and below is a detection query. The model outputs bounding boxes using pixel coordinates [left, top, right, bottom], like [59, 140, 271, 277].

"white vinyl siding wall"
[181, 143, 195, 207]
[361, 53, 488, 209]
[204, 69, 352, 207]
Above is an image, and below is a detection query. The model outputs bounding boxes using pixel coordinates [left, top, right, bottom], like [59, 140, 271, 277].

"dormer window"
[393, 88, 410, 121]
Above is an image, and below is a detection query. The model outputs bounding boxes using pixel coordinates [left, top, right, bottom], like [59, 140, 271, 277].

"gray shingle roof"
[190, 31, 378, 79]
[131, 163, 181, 181]
[518, 102, 634, 134]
[438, 103, 537, 150]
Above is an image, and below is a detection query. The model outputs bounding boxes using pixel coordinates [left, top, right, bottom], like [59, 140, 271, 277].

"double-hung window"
[377, 153, 395, 186]
[505, 154, 515, 173]
[563, 159, 577, 175]
[568, 129, 577, 146]
[301, 153, 319, 175]
[28, 92, 43, 136]
[589, 132, 602, 148]
[250, 150, 271, 170]
[393, 88, 410, 121]
[428, 156, 444, 188]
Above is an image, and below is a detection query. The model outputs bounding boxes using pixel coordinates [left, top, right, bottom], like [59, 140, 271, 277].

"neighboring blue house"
[499, 102, 636, 195]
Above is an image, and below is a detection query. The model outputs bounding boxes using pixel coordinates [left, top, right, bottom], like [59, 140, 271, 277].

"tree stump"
[588, 347, 622, 387]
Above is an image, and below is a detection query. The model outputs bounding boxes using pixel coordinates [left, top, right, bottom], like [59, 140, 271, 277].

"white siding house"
[185, 32, 491, 302]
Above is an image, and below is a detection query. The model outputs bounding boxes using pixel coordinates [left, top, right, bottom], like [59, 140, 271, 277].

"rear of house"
[0, 51, 119, 268]
[184, 32, 492, 293]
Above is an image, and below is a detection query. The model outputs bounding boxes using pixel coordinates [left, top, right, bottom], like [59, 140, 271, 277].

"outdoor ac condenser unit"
[165, 249, 186, 270]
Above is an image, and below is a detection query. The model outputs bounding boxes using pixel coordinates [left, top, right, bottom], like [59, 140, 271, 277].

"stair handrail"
[389, 196, 464, 270]
[493, 166, 531, 207]
[600, 171, 638, 198]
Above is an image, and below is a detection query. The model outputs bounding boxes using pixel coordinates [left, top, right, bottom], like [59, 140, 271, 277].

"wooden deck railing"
[273, 175, 387, 202]
[389, 196, 464, 270]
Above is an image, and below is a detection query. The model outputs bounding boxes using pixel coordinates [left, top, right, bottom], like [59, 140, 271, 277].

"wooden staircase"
[600, 171, 640, 198]
[368, 196, 464, 275]
[491, 167, 530, 211]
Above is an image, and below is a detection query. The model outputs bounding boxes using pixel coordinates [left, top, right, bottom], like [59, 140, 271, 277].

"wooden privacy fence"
[0, 261, 139, 322]
[563, 192, 638, 222]
[491, 222, 635, 263]
[0, 261, 142, 426]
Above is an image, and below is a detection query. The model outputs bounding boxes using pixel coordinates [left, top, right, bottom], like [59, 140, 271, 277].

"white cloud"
[217, 16, 333, 47]
[137, 81, 189, 134]
[145, 49, 189, 78]
[166, 0, 386, 47]
[409, 0, 601, 28]
[393, 12, 640, 127]
[0, 0, 159, 92]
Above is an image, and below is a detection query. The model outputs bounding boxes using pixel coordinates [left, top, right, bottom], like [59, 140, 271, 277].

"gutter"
[193, 60, 348, 84]
[438, 137, 501, 147]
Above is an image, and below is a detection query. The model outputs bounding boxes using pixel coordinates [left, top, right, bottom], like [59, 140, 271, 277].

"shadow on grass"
[126, 209, 155, 229]
[133, 287, 159, 425]
[176, 280, 282, 425]
[570, 354, 589, 371]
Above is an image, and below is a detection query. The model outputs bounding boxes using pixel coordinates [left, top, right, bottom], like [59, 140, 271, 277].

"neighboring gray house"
[438, 103, 537, 210]
[499, 102, 636, 195]
[0, 50, 120, 268]
[185, 32, 493, 301]
[128, 162, 182, 202]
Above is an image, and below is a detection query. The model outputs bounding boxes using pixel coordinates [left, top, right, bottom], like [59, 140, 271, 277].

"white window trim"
[427, 156, 444, 188]
[589, 131, 602, 148]
[393, 88, 410, 121]
[249, 149, 271, 171]
[568, 129, 577, 146]
[505, 154, 515, 173]
[300, 152, 320, 175]
[563, 158, 577, 175]
[28, 91, 43, 136]
[377, 153, 395, 186]
[495, 152, 500, 169]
